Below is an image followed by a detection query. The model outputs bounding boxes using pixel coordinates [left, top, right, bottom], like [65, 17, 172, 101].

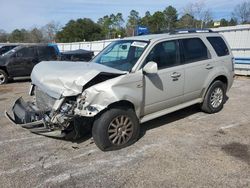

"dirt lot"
[0, 78, 250, 188]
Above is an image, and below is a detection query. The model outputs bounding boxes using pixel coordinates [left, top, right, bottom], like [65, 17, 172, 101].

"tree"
[150, 11, 166, 33]
[220, 18, 229, 26]
[183, 1, 213, 28]
[140, 11, 151, 27]
[97, 15, 112, 38]
[8, 29, 29, 42]
[98, 13, 125, 39]
[56, 18, 104, 42]
[42, 21, 61, 42]
[113, 13, 124, 30]
[228, 18, 237, 26]
[29, 28, 44, 43]
[232, 1, 250, 24]
[164, 6, 178, 30]
[0, 30, 8, 42]
[127, 10, 140, 36]
[177, 14, 196, 28]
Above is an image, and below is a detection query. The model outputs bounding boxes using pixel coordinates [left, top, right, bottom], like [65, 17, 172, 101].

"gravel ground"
[0, 77, 250, 188]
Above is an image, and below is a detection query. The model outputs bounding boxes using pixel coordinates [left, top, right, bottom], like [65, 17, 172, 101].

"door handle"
[206, 64, 213, 70]
[171, 72, 181, 78]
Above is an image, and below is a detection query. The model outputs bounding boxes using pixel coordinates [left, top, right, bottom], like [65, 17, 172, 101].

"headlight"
[60, 103, 72, 113]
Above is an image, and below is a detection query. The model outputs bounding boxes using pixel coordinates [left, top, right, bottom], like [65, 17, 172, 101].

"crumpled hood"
[31, 61, 126, 99]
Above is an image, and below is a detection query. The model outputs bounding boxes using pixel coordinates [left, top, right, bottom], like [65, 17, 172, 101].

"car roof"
[123, 32, 222, 42]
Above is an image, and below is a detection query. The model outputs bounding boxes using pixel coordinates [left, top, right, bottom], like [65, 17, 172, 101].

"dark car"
[0, 45, 58, 84]
[0, 45, 18, 56]
[60, 49, 94, 62]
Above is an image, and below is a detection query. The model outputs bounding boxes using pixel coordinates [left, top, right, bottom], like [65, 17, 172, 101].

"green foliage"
[177, 14, 196, 29]
[150, 11, 166, 33]
[0, 30, 8, 42]
[228, 18, 237, 26]
[56, 18, 104, 42]
[220, 18, 229, 26]
[98, 13, 125, 39]
[127, 10, 140, 36]
[8, 29, 29, 42]
[164, 6, 178, 30]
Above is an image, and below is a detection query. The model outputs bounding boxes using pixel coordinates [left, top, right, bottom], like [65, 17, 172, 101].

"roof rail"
[170, 28, 214, 34]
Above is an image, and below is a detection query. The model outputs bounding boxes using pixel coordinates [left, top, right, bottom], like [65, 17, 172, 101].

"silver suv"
[6, 30, 234, 151]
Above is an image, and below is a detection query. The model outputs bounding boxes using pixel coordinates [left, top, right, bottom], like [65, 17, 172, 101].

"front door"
[143, 40, 184, 115]
[8, 47, 36, 77]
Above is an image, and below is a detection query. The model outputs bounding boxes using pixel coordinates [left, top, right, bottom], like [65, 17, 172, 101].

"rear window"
[207, 37, 229, 57]
[181, 38, 209, 63]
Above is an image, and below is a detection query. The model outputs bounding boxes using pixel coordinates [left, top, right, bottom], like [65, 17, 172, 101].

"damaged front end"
[5, 61, 129, 138]
[5, 86, 86, 138]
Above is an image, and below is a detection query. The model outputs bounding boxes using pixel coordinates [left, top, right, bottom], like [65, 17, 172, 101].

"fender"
[201, 64, 232, 99]
[74, 72, 144, 118]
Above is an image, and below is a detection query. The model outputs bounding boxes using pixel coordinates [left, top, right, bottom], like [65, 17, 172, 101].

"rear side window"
[37, 46, 57, 60]
[207, 37, 229, 57]
[181, 38, 208, 63]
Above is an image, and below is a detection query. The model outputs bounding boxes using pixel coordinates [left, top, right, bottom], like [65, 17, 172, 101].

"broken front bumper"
[5, 97, 66, 138]
[5, 97, 90, 139]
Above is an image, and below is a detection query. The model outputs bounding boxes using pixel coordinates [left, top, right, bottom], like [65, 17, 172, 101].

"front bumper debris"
[5, 97, 89, 139]
[5, 97, 66, 138]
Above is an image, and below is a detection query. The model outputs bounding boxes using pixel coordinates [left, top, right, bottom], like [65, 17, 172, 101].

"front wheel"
[0, 69, 8, 85]
[201, 80, 226, 113]
[92, 107, 140, 151]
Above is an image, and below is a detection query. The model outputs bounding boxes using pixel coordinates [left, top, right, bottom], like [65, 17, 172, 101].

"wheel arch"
[202, 74, 228, 99]
[107, 100, 136, 111]
[0, 66, 9, 76]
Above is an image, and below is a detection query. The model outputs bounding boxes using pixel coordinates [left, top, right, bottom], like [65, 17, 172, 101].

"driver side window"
[145, 40, 180, 69]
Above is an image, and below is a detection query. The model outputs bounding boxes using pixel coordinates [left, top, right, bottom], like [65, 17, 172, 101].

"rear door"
[181, 37, 214, 102]
[143, 40, 185, 115]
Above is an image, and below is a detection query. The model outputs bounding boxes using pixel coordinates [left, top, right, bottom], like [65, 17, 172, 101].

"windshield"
[1, 46, 22, 57]
[93, 40, 149, 71]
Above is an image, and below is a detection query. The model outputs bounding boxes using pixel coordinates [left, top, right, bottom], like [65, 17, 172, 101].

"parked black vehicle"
[60, 49, 94, 62]
[0, 45, 58, 84]
[0, 45, 19, 56]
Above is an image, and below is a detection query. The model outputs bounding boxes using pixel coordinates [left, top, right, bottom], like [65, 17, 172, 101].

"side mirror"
[143, 61, 158, 74]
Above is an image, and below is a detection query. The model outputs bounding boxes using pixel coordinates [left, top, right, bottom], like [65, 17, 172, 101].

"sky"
[0, 0, 243, 32]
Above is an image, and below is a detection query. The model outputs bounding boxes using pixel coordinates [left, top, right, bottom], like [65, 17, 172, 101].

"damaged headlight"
[60, 103, 73, 113]
[76, 92, 87, 110]
[59, 100, 76, 116]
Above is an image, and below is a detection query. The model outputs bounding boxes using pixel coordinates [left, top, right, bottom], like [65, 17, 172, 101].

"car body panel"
[143, 66, 184, 115]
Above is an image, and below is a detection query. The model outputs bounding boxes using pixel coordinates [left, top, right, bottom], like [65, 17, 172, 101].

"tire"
[0, 69, 8, 85]
[201, 80, 226, 114]
[92, 107, 140, 151]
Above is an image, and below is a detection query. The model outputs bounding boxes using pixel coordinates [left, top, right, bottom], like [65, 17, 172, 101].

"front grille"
[35, 87, 56, 112]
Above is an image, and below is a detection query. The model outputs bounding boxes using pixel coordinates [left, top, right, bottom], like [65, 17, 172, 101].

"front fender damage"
[74, 76, 142, 118]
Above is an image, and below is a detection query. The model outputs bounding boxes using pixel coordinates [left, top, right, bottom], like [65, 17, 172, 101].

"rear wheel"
[201, 80, 226, 113]
[0, 69, 8, 85]
[92, 107, 140, 151]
